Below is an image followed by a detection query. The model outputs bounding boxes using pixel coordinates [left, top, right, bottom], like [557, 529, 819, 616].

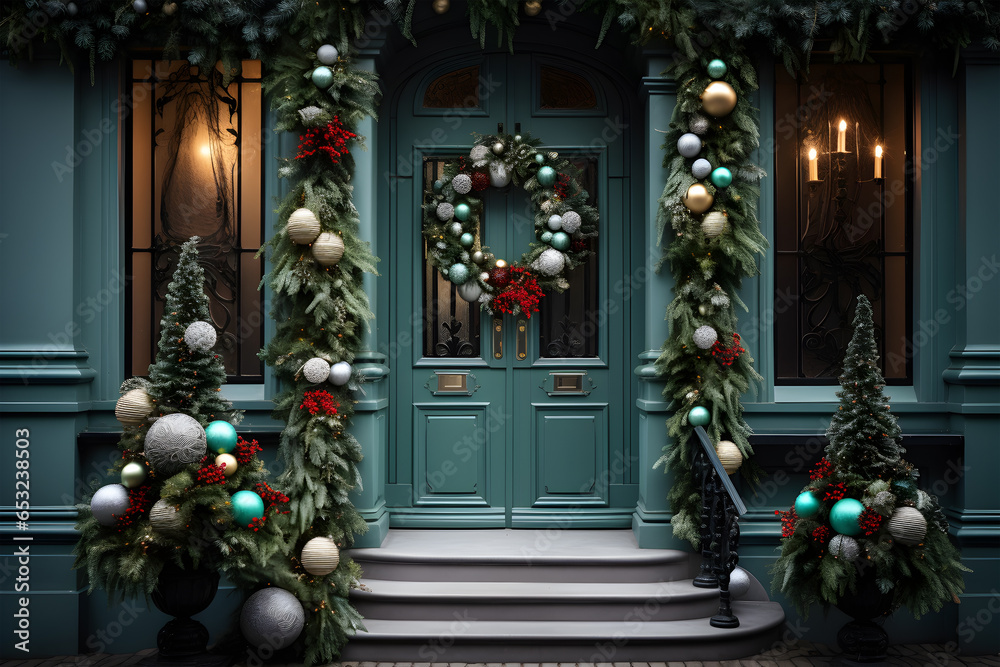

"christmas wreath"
[421, 132, 598, 317]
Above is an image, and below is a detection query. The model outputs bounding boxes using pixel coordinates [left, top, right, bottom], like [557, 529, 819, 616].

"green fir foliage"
[770, 295, 968, 619]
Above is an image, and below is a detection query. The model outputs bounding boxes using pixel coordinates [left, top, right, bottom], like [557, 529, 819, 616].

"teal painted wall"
[0, 33, 996, 659]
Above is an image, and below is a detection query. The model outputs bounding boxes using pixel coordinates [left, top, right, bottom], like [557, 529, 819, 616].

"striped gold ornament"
[300, 536, 340, 576]
[115, 388, 154, 425]
[311, 232, 345, 266]
[287, 208, 321, 244]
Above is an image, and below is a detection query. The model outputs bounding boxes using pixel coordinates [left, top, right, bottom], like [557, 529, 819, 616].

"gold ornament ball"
[301, 536, 340, 575]
[216, 453, 238, 477]
[701, 81, 738, 117]
[716, 440, 743, 475]
[683, 183, 714, 214]
[115, 388, 154, 425]
[287, 208, 321, 244]
[698, 304, 709, 316]
[701, 210, 727, 238]
[524, 0, 542, 16]
[432, 0, 449, 13]
[311, 232, 345, 266]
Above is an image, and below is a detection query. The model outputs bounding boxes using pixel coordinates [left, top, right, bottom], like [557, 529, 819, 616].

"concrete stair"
[342, 529, 785, 661]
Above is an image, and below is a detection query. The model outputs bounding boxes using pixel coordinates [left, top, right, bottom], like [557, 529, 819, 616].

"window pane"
[539, 66, 598, 110]
[423, 66, 481, 109]
[128, 60, 264, 382]
[422, 158, 481, 358]
[773, 62, 912, 383]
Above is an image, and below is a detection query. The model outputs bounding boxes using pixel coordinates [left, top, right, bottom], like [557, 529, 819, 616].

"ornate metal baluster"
[693, 447, 719, 588]
[710, 490, 741, 628]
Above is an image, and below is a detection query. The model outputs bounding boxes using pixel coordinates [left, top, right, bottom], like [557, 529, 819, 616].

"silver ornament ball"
[728, 567, 752, 600]
[689, 115, 710, 135]
[693, 325, 718, 350]
[489, 162, 510, 187]
[829, 534, 861, 561]
[329, 361, 352, 386]
[240, 588, 305, 650]
[560, 211, 582, 234]
[457, 281, 483, 303]
[90, 484, 130, 526]
[533, 248, 565, 276]
[677, 133, 703, 158]
[184, 320, 216, 351]
[492, 141, 505, 155]
[316, 44, 339, 65]
[547, 215, 563, 231]
[452, 173, 472, 195]
[692, 158, 712, 180]
[144, 413, 207, 477]
[436, 202, 455, 221]
[303, 357, 331, 384]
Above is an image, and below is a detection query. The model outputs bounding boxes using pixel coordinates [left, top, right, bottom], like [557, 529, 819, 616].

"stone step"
[352, 578, 722, 621]
[340, 600, 787, 662]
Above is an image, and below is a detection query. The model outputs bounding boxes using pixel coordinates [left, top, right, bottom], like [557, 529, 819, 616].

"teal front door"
[386, 51, 638, 528]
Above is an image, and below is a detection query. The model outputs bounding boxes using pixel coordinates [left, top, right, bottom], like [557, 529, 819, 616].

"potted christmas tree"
[771, 294, 967, 661]
[75, 237, 290, 659]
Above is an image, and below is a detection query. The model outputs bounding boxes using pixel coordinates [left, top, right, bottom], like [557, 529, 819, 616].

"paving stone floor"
[2, 643, 999, 667]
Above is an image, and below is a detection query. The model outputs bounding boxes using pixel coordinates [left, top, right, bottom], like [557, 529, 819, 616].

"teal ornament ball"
[206, 420, 238, 454]
[794, 491, 821, 518]
[540, 231, 553, 243]
[535, 153, 545, 164]
[537, 166, 557, 186]
[688, 406, 711, 426]
[448, 263, 471, 285]
[454, 203, 471, 221]
[829, 498, 865, 536]
[311, 66, 334, 89]
[460, 232, 475, 248]
[707, 58, 728, 79]
[231, 490, 265, 527]
[710, 167, 733, 188]
[551, 231, 570, 251]
[433, 179, 444, 193]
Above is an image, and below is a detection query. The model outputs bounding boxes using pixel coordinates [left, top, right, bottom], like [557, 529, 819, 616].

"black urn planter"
[142, 560, 229, 665]
[835, 567, 894, 662]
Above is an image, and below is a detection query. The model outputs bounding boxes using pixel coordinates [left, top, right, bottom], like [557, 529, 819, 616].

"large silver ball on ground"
[328, 361, 352, 386]
[489, 162, 510, 188]
[829, 534, 861, 562]
[458, 280, 483, 303]
[887, 506, 927, 545]
[311, 232, 345, 267]
[144, 413, 207, 477]
[303, 357, 331, 384]
[184, 320, 216, 351]
[300, 536, 341, 575]
[716, 440, 743, 475]
[677, 132, 703, 158]
[316, 44, 338, 65]
[532, 248, 565, 276]
[702, 211, 727, 239]
[149, 499, 184, 535]
[91, 484, 130, 526]
[693, 325, 718, 350]
[728, 567, 751, 600]
[286, 208, 321, 244]
[115, 388, 154, 425]
[241, 588, 306, 651]
[560, 211, 582, 234]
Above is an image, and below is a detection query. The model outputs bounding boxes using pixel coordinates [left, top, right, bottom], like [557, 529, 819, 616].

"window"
[773, 61, 913, 383]
[127, 60, 264, 381]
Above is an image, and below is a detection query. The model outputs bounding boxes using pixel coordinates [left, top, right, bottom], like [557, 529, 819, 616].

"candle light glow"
[874, 145, 883, 179]
[836, 120, 847, 153]
[808, 148, 819, 181]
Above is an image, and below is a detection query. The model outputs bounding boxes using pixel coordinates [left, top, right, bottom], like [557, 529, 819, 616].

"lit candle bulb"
[837, 120, 847, 153]
[874, 145, 883, 179]
[808, 148, 819, 181]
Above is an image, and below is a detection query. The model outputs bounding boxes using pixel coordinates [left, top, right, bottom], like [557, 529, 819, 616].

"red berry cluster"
[472, 171, 490, 191]
[248, 516, 268, 532]
[810, 457, 834, 481]
[711, 332, 746, 366]
[300, 389, 340, 416]
[570, 239, 588, 253]
[859, 507, 883, 536]
[823, 482, 847, 502]
[295, 116, 356, 165]
[233, 436, 262, 465]
[115, 483, 155, 531]
[554, 172, 571, 198]
[811, 525, 831, 544]
[195, 455, 227, 486]
[255, 481, 290, 513]
[490, 267, 545, 317]
[775, 507, 798, 538]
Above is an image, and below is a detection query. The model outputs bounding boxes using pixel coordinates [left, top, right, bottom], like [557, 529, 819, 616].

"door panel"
[415, 406, 491, 503]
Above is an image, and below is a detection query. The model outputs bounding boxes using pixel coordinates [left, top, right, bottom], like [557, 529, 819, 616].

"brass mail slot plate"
[437, 373, 468, 392]
[426, 371, 480, 396]
[553, 372, 584, 392]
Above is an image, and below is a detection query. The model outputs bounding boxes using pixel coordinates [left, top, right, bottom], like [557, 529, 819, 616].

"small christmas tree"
[771, 294, 967, 618]
[75, 237, 287, 599]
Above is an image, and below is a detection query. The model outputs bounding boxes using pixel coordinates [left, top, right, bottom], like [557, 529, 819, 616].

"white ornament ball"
[449, 222, 464, 236]
[329, 361, 352, 386]
[492, 141, 505, 155]
[144, 413, 207, 477]
[702, 211, 727, 239]
[300, 536, 341, 575]
[302, 357, 331, 384]
[184, 320, 216, 351]
[452, 173, 472, 194]
[692, 158, 712, 180]
[241, 588, 305, 651]
[458, 281, 483, 303]
[693, 325, 718, 350]
[311, 232, 345, 266]
[216, 453, 238, 477]
[287, 208, 321, 244]
[149, 499, 184, 535]
[316, 44, 339, 65]
[90, 484, 130, 526]
[560, 211, 582, 234]
[677, 132, 703, 158]
[547, 214, 563, 231]
[887, 506, 928, 546]
[829, 534, 861, 561]
[689, 114, 711, 135]
[728, 567, 751, 600]
[115, 388, 154, 425]
[470, 144, 489, 166]
[436, 202, 455, 221]
[716, 440, 743, 474]
[489, 162, 510, 187]
[533, 248, 566, 276]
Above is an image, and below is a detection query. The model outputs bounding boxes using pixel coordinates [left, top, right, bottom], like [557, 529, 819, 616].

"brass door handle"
[516, 315, 527, 360]
[492, 316, 503, 360]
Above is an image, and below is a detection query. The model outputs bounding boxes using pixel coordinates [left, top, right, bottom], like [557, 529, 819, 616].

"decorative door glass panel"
[128, 60, 264, 381]
[773, 61, 912, 383]
[539, 65, 598, 110]
[539, 156, 599, 358]
[423, 66, 481, 109]
[422, 158, 481, 358]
